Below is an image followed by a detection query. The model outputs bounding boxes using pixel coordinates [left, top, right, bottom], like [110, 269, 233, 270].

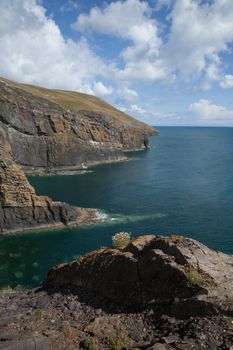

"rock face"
[0, 127, 98, 235]
[2, 235, 233, 349]
[45, 234, 233, 316]
[0, 77, 156, 234]
[0, 77, 157, 174]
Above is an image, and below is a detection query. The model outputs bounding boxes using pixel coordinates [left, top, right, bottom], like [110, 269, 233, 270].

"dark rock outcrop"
[1, 235, 233, 349]
[0, 126, 98, 235]
[45, 235, 233, 317]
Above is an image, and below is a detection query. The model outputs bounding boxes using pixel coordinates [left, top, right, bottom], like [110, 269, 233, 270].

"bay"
[1, 126, 233, 288]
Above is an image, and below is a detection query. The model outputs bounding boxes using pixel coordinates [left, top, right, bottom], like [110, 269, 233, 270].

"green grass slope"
[0, 76, 156, 133]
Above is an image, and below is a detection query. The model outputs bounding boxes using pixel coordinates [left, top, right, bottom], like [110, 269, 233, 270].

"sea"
[1, 126, 233, 288]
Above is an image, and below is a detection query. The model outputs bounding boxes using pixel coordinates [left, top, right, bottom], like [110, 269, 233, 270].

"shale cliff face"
[0, 77, 157, 174]
[0, 127, 98, 235]
[0, 77, 156, 234]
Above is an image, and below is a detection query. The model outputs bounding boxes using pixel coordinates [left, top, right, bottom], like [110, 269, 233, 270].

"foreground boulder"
[45, 234, 233, 317]
[2, 235, 233, 349]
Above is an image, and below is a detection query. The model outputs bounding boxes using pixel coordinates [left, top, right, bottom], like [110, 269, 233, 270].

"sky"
[0, 0, 233, 126]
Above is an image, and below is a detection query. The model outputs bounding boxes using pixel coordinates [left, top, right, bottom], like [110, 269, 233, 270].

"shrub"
[106, 331, 131, 350]
[80, 338, 97, 350]
[170, 234, 184, 242]
[62, 325, 75, 338]
[35, 309, 43, 319]
[0, 285, 14, 294]
[185, 268, 204, 285]
[112, 232, 131, 250]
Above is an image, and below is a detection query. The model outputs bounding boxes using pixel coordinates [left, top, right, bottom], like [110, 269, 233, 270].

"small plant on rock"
[80, 338, 97, 350]
[185, 268, 204, 285]
[112, 232, 131, 250]
[106, 331, 131, 350]
[62, 325, 75, 338]
[170, 234, 184, 243]
[0, 285, 14, 294]
[35, 309, 43, 320]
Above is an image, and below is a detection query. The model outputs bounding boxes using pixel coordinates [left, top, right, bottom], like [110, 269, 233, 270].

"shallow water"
[1, 127, 233, 288]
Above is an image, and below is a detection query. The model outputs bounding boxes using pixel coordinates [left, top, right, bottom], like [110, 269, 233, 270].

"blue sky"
[0, 0, 233, 126]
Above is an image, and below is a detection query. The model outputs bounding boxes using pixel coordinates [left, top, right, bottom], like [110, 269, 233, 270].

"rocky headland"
[0, 77, 157, 234]
[1, 234, 233, 349]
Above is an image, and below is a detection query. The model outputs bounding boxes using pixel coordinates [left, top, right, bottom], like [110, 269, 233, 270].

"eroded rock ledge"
[1, 235, 233, 349]
[0, 127, 98, 235]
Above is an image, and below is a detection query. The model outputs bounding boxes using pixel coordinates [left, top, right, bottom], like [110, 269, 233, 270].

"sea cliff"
[0, 77, 157, 234]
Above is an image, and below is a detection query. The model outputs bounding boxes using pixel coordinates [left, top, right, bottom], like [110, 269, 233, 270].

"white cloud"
[130, 104, 146, 114]
[118, 87, 138, 103]
[0, 0, 109, 93]
[220, 75, 233, 89]
[118, 103, 146, 115]
[73, 0, 165, 82]
[93, 81, 113, 96]
[163, 0, 233, 85]
[73, 0, 233, 88]
[190, 99, 233, 120]
[74, 0, 154, 42]
[122, 87, 138, 98]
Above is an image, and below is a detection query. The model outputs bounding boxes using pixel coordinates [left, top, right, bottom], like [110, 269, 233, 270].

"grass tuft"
[185, 268, 204, 285]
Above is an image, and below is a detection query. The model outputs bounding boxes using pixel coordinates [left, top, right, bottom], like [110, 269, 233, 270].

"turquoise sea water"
[1, 127, 233, 288]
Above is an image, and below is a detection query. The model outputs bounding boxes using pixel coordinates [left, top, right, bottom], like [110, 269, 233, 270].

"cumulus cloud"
[190, 99, 233, 120]
[117, 87, 138, 103]
[163, 0, 233, 84]
[93, 81, 113, 96]
[130, 104, 146, 114]
[0, 0, 110, 93]
[73, 0, 233, 87]
[73, 0, 165, 82]
[118, 104, 146, 115]
[1, 0, 233, 94]
[219, 75, 233, 89]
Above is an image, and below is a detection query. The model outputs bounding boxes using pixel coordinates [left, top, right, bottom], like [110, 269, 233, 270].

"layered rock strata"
[0, 77, 157, 175]
[0, 127, 98, 235]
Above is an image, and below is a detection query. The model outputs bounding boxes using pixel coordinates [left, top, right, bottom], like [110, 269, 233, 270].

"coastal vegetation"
[112, 232, 131, 249]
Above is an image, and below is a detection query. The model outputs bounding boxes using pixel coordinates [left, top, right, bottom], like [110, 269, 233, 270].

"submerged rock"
[45, 234, 233, 317]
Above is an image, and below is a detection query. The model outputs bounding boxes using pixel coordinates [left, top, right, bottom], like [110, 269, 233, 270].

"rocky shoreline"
[1, 234, 233, 349]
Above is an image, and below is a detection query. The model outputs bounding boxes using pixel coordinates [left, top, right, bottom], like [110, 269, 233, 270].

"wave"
[95, 212, 167, 226]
